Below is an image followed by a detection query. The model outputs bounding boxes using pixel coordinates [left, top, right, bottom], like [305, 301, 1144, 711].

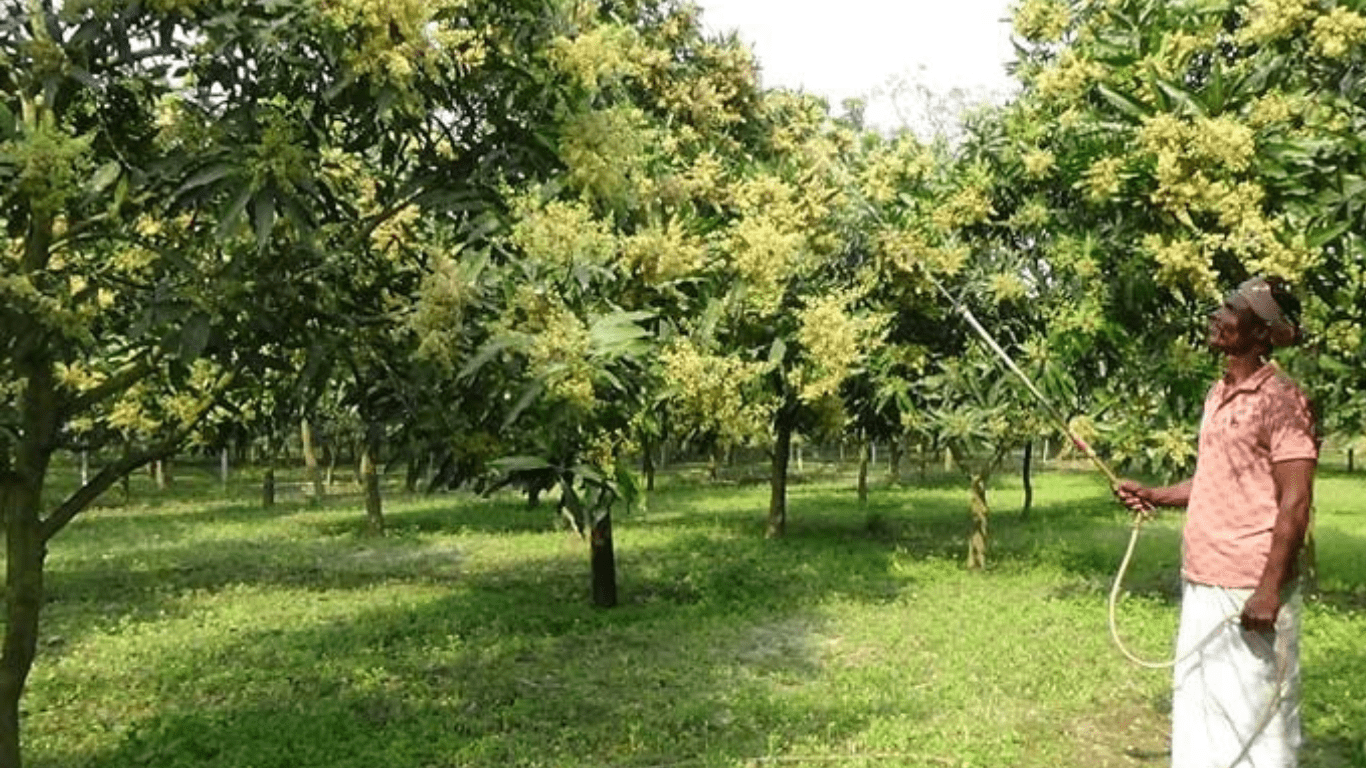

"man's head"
[1209, 276, 1302, 356]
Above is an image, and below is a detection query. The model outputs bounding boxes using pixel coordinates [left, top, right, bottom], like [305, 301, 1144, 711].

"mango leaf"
[253, 193, 275, 251]
[1095, 85, 1149, 121]
[587, 310, 653, 357]
[86, 161, 121, 195]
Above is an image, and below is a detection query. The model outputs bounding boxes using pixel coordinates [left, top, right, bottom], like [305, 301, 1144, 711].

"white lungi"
[1172, 581, 1301, 768]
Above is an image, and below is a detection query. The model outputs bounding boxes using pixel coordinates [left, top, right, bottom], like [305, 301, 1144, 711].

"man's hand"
[1114, 480, 1155, 517]
[1241, 587, 1281, 633]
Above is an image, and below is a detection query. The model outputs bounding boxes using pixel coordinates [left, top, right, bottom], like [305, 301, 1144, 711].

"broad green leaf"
[86, 161, 121, 195]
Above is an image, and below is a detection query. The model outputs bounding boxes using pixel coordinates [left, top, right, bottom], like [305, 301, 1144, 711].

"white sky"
[696, 0, 1021, 132]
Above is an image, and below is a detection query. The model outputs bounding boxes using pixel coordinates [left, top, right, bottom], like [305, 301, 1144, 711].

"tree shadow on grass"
[33, 518, 926, 768]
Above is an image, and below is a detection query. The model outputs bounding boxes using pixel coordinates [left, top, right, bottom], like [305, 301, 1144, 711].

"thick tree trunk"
[1021, 441, 1033, 520]
[3, 303, 59, 768]
[966, 471, 989, 570]
[767, 412, 794, 538]
[219, 447, 230, 493]
[1348, 447, 1355, 473]
[301, 418, 323, 503]
[590, 510, 618, 607]
[360, 422, 384, 535]
[857, 434, 870, 506]
[0, 478, 45, 768]
[889, 437, 903, 484]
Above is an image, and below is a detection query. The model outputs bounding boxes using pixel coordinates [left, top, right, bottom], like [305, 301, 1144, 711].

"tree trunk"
[219, 447, 230, 493]
[0, 477, 45, 768]
[641, 437, 655, 492]
[590, 510, 618, 607]
[152, 458, 171, 490]
[301, 418, 323, 503]
[889, 437, 903, 484]
[360, 422, 384, 535]
[1348, 447, 1355, 473]
[262, 463, 276, 509]
[966, 470, 989, 570]
[767, 411, 794, 538]
[857, 433, 870, 506]
[323, 443, 336, 491]
[2, 305, 59, 768]
[1021, 441, 1033, 521]
[79, 450, 89, 487]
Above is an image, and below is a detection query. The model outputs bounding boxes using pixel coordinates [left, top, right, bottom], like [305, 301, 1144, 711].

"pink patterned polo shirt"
[1183, 363, 1318, 588]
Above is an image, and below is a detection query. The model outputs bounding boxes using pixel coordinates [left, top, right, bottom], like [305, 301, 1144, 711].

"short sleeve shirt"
[1183, 364, 1317, 588]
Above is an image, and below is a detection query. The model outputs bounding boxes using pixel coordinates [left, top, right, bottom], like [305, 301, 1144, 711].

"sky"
[695, 0, 1021, 132]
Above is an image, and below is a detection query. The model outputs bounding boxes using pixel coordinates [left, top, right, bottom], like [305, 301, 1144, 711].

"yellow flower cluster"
[371, 203, 419, 256]
[1246, 91, 1296, 128]
[10, 120, 92, 218]
[931, 186, 995, 230]
[526, 303, 596, 410]
[582, 429, 638, 474]
[660, 339, 771, 447]
[1142, 233, 1217, 297]
[508, 193, 616, 270]
[320, 0, 483, 88]
[1012, 0, 1071, 42]
[1082, 156, 1124, 202]
[620, 220, 706, 284]
[1021, 148, 1055, 179]
[875, 228, 967, 277]
[1311, 7, 1366, 59]
[409, 251, 478, 371]
[1162, 29, 1216, 64]
[548, 23, 642, 92]
[249, 104, 311, 194]
[676, 151, 726, 203]
[794, 294, 887, 403]
[727, 215, 804, 313]
[559, 105, 654, 206]
[1036, 51, 1106, 102]
[860, 137, 936, 205]
[1323, 320, 1362, 355]
[647, 41, 757, 132]
[1009, 197, 1052, 229]
[989, 272, 1029, 303]
[1236, 0, 1314, 45]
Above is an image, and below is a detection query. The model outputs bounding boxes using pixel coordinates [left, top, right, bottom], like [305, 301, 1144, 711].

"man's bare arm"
[1241, 458, 1315, 630]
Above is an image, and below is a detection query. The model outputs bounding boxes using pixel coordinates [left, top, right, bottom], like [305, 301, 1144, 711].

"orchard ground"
[22, 450, 1366, 768]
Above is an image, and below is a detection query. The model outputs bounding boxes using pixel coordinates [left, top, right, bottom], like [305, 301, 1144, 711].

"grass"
[18, 459, 1366, 767]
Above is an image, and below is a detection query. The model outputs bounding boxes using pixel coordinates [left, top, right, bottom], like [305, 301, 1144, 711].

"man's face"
[1208, 294, 1264, 354]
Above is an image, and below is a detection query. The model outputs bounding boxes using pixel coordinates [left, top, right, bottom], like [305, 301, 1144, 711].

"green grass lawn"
[20, 461, 1366, 767]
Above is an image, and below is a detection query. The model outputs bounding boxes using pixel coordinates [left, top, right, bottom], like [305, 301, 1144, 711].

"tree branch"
[41, 367, 237, 542]
[58, 356, 155, 421]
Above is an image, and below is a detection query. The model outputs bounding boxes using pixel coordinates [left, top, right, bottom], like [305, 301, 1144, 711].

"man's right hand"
[1114, 480, 1155, 516]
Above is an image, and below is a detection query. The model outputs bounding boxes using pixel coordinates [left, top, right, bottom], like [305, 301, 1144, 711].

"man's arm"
[1240, 458, 1315, 631]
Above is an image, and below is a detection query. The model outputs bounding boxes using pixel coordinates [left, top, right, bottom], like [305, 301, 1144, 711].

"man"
[1116, 276, 1316, 768]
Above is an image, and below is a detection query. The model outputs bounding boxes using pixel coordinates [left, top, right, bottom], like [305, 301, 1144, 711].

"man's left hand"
[1241, 588, 1281, 632]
